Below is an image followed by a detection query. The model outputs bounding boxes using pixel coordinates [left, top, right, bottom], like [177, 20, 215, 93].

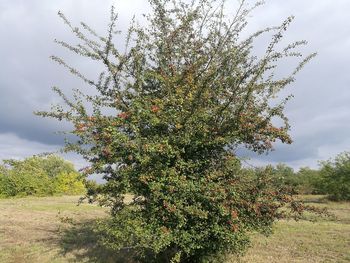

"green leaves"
[37, 0, 317, 262]
[319, 152, 350, 201]
[0, 155, 86, 198]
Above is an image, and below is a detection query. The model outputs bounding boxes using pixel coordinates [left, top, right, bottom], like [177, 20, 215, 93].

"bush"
[37, 0, 317, 261]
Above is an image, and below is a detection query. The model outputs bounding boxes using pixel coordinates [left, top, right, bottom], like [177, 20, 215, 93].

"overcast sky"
[0, 0, 349, 171]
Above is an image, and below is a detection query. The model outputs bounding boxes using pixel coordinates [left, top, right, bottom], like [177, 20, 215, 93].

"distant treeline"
[0, 155, 86, 198]
[1, 152, 349, 201]
[243, 151, 350, 201]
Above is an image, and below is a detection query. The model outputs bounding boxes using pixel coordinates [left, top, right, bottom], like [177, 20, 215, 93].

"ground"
[0, 195, 349, 263]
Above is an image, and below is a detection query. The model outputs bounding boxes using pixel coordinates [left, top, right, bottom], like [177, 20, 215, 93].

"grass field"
[0, 195, 349, 263]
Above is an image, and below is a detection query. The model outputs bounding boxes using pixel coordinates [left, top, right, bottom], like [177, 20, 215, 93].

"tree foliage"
[37, 0, 317, 262]
[0, 155, 85, 198]
[295, 167, 323, 195]
[245, 160, 350, 198]
[268, 163, 296, 188]
[244, 164, 324, 195]
[319, 152, 350, 201]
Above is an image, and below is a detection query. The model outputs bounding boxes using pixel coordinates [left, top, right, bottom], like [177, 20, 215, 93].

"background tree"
[37, 0, 317, 262]
[318, 152, 350, 201]
[38, 154, 76, 178]
[1, 157, 54, 197]
[269, 163, 296, 189]
[241, 164, 326, 196]
[0, 155, 85, 198]
[295, 167, 322, 195]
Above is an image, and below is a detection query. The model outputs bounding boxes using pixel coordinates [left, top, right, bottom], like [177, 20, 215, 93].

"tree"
[319, 152, 350, 201]
[0, 166, 12, 198]
[269, 163, 296, 188]
[295, 167, 322, 195]
[38, 154, 76, 178]
[53, 171, 86, 195]
[37, 0, 317, 262]
[0, 155, 85, 198]
[1, 157, 54, 197]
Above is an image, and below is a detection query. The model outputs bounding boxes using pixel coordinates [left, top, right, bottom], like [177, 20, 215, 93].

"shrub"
[37, 0, 317, 261]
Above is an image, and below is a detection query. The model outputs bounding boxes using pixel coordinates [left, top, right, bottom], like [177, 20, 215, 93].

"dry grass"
[0, 196, 107, 263]
[0, 195, 349, 263]
[230, 195, 350, 263]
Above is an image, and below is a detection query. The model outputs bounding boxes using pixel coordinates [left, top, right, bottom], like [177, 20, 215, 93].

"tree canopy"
[0, 155, 85, 198]
[319, 152, 350, 201]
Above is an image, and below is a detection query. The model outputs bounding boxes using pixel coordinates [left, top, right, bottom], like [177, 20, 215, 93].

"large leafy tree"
[37, 0, 316, 262]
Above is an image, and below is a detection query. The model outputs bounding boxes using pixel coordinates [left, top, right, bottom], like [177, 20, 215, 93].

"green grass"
[0, 195, 349, 262]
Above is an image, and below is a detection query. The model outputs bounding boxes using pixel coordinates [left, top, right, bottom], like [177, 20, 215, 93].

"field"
[0, 195, 349, 263]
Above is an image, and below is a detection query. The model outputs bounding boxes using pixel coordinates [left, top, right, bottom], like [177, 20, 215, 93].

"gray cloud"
[0, 0, 349, 170]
